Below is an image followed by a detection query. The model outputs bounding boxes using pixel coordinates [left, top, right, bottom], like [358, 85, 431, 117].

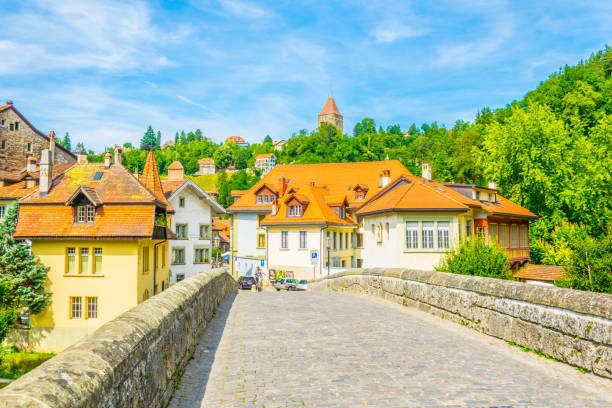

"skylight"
[93, 172, 103, 180]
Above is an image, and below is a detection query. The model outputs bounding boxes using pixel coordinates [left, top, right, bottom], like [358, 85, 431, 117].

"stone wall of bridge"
[310, 268, 612, 379]
[0, 268, 237, 407]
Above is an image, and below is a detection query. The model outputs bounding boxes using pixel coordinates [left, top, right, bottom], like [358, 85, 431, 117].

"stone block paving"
[169, 291, 612, 408]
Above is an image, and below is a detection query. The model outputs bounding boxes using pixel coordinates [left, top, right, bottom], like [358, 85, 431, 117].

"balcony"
[505, 247, 530, 262]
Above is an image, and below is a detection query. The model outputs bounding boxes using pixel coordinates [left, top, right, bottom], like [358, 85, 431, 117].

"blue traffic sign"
[311, 250, 318, 259]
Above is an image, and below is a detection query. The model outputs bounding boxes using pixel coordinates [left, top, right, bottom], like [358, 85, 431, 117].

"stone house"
[0, 101, 76, 178]
[318, 97, 343, 132]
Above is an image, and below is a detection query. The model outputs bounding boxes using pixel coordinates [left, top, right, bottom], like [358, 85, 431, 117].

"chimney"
[381, 169, 391, 188]
[422, 163, 431, 180]
[279, 177, 287, 196]
[77, 152, 88, 164]
[26, 156, 37, 173]
[114, 147, 122, 165]
[488, 180, 497, 190]
[104, 151, 112, 169]
[25, 176, 36, 189]
[6, 100, 13, 106]
[48, 131, 56, 163]
[271, 199, 278, 216]
[168, 162, 185, 181]
[39, 149, 53, 196]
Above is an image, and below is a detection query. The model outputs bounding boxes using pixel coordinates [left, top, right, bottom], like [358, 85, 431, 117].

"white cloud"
[371, 23, 427, 43]
[0, 0, 182, 74]
[219, 0, 270, 19]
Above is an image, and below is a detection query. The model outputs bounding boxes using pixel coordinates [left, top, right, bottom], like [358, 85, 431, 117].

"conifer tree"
[62, 132, 72, 151]
[0, 203, 51, 314]
[141, 126, 156, 149]
[156, 131, 162, 149]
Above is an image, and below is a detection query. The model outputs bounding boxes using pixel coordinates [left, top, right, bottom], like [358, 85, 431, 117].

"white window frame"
[437, 222, 450, 249]
[406, 221, 419, 249]
[70, 296, 82, 320]
[403, 217, 454, 252]
[281, 231, 289, 249]
[172, 247, 185, 265]
[86, 297, 98, 320]
[299, 231, 307, 249]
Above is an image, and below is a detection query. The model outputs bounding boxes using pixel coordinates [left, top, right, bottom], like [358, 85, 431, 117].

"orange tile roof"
[14, 161, 174, 239]
[356, 176, 472, 216]
[142, 150, 174, 213]
[261, 185, 356, 226]
[198, 157, 214, 164]
[229, 160, 410, 212]
[231, 189, 247, 197]
[167, 161, 184, 170]
[255, 153, 274, 159]
[161, 179, 187, 199]
[218, 231, 230, 243]
[0, 181, 38, 199]
[514, 264, 565, 282]
[226, 136, 245, 143]
[319, 97, 341, 116]
[14, 205, 156, 239]
[480, 195, 537, 218]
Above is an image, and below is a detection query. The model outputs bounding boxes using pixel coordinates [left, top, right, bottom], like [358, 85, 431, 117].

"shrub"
[436, 238, 512, 280]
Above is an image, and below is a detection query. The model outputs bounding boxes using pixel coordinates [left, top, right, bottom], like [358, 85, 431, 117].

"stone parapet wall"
[310, 268, 612, 379]
[0, 268, 237, 407]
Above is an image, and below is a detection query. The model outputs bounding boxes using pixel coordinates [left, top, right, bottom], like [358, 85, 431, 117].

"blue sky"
[0, 0, 610, 152]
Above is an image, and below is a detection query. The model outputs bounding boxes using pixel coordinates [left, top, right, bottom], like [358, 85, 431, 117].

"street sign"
[310, 250, 318, 265]
[260, 260, 265, 267]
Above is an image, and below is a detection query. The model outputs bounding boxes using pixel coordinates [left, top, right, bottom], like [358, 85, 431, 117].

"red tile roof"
[167, 161, 184, 170]
[514, 264, 565, 282]
[226, 136, 245, 143]
[142, 150, 174, 213]
[229, 160, 410, 212]
[161, 179, 187, 199]
[14, 161, 173, 239]
[319, 97, 341, 116]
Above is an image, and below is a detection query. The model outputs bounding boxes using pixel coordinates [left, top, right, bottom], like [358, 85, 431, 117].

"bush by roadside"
[435, 238, 512, 280]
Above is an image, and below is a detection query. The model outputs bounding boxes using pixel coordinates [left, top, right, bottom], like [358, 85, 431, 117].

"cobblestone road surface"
[169, 291, 612, 407]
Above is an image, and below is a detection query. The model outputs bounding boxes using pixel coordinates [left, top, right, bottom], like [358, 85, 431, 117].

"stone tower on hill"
[318, 97, 343, 132]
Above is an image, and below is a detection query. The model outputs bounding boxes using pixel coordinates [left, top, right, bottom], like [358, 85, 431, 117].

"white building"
[197, 157, 215, 175]
[254, 153, 276, 175]
[162, 161, 225, 282]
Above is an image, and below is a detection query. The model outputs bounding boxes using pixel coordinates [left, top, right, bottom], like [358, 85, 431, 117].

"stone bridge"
[0, 269, 610, 407]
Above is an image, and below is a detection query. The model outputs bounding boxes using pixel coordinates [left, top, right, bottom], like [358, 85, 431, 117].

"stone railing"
[0, 268, 237, 407]
[310, 268, 612, 379]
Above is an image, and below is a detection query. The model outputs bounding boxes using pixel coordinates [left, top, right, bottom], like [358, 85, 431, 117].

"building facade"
[0, 102, 75, 176]
[230, 160, 537, 282]
[226, 136, 249, 148]
[197, 157, 215, 175]
[317, 97, 343, 132]
[11, 149, 174, 352]
[254, 153, 276, 175]
[162, 161, 225, 282]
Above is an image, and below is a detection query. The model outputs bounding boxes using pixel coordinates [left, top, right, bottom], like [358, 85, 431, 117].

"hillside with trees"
[97, 47, 610, 292]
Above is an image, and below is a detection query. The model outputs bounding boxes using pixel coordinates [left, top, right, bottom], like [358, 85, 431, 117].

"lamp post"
[326, 236, 331, 275]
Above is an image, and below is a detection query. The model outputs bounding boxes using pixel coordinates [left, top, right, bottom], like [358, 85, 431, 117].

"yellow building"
[12, 149, 175, 352]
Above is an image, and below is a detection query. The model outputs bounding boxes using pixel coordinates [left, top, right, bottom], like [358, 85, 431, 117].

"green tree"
[141, 126, 156, 149]
[0, 203, 51, 315]
[263, 135, 273, 143]
[555, 230, 612, 294]
[216, 170, 232, 208]
[213, 143, 234, 169]
[61, 132, 71, 151]
[436, 238, 512, 280]
[156, 131, 162, 149]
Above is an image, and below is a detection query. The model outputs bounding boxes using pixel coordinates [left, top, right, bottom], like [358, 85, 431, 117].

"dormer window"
[355, 190, 365, 200]
[288, 205, 302, 217]
[77, 206, 95, 223]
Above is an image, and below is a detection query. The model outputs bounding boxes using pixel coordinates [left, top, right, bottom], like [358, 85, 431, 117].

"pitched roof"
[255, 153, 275, 160]
[14, 205, 157, 239]
[227, 136, 245, 143]
[319, 97, 341, 116]
[0, 103, 76, 160]
[198, 157, 214, 164]
[0, 181, 38, 199]
[142, 150, 174, 213]
[514, 264, 565, 282]
[261, 185, 356, 226]
[228, 160, 410, 212]
[167, 161, 184, 170]
[13, 161, 175, 239]
[161, 179, 187, 199]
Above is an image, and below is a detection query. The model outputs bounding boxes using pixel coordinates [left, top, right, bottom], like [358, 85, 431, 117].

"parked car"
[273, 278, 298, 291]
[238, 276, 255, 290]
[296, 280, 308, 291]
